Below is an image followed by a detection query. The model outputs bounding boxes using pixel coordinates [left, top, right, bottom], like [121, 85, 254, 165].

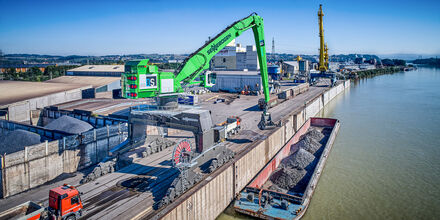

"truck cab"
[48, 184, 83, 220]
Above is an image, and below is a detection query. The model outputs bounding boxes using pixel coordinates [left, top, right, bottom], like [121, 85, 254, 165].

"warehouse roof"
[0, 81, 90, 106]
[67, 65, 124, 72]
[283, 61, 299, 66]
[46, 76, 120, 88]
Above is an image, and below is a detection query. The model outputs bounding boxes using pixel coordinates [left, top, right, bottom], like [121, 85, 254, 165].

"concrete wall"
[0, 121, 128, 198]
[0, 140, 79, 197]
[42, 108, 124, 127]
[163, 166, 235, 220]
[157, 80, 350, 220]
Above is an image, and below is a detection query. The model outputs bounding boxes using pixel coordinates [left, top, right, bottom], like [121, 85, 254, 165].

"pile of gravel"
[293, 135, 322, 155]
[45, 115, 93, 134]
[280, 148, 315, 170]
[0, 129, 41, 154]
[269, 128, 326, 192]
[270, 167, 307, 190]
[305, 128, 325, 140]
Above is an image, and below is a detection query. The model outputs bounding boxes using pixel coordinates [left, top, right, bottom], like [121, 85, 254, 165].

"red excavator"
[0, 184, 83, 220]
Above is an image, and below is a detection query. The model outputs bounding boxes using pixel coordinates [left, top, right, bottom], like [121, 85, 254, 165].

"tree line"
[1, 65, 79, 81]
[412, 58, 440, 67]
[380, 59, 406, 66]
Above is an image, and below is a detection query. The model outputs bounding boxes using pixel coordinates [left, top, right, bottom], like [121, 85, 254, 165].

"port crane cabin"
[121, 13, 275, 129]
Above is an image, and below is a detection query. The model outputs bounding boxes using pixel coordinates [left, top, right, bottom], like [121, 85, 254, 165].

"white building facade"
[212, 40, 259, 71]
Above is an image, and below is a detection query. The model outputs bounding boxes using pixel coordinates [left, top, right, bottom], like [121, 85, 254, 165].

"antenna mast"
[271, 37, 275, 62]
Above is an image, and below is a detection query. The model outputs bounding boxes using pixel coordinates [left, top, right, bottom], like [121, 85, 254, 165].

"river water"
[218, 67, 440, 220]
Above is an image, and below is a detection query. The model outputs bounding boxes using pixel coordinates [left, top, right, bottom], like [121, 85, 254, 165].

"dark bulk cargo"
[233, 118, 340, 220]
[0, 129, 42, 154]
[45, 115, 93, 134]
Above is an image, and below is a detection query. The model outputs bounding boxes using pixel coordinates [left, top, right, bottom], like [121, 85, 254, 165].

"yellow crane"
[318, 4, 328, 72]
[310, 4, 336, 86]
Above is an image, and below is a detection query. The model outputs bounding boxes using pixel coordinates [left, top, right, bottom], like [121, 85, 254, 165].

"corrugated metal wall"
[209, 74, 262, 93]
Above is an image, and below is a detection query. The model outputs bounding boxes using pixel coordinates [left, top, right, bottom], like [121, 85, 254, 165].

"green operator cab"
[122, 59, 216, 99]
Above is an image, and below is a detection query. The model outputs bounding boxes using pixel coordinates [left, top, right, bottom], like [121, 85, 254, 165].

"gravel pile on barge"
[269, 128, 325, 191]
[270, 167, 307, 190]
[305, 128, 325, 140]
[280, 148, 315, 170]
[293, 134, 322, 154]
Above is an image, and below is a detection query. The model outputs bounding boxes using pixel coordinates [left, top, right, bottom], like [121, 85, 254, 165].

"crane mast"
[310, 4, 336, 87]
[318, 4, 328, 73]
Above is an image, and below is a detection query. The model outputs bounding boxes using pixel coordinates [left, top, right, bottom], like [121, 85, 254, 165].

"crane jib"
[207, 34, 232, 55]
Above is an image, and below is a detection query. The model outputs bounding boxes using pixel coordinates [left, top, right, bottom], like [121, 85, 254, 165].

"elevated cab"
[201, 71, 217, 88]
[123, 59, 176, 99]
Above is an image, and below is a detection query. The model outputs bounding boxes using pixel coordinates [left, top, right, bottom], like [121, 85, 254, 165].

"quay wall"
[155, 80, 350, 220]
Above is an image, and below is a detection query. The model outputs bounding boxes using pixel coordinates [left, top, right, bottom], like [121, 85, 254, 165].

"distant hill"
[378, 54, 440, 60]
[412, 58, 440, 67]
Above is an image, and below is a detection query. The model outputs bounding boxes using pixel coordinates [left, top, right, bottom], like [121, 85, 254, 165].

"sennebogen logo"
[207, 34, 232, 55]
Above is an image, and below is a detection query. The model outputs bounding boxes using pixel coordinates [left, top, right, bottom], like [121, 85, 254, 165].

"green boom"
[122, 13, 270, 104]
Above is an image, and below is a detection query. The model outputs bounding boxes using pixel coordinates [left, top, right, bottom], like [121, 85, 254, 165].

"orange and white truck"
[0, 184, 83, 220]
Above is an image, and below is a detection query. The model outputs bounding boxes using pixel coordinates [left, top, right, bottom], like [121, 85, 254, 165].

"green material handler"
[122, 13, 275, 129]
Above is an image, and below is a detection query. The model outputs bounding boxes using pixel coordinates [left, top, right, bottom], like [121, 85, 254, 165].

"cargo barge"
[233, 117, 340, 219]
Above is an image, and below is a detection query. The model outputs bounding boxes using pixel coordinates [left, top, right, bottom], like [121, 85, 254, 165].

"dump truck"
[214, 116, 241, 142]
[0, 184, 83, 220]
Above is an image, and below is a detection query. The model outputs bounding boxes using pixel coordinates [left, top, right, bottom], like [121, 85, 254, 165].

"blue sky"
[0, 0, 439, 56]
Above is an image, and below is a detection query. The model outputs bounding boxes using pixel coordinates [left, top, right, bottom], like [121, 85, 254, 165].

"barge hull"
[233, 117, 340, 219]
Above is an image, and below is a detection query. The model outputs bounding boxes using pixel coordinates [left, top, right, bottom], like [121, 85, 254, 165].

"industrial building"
[299, 60, 310, 73]
[212, 40, 259, 71]
[0, 81, 91, 123]
[328, 62, 340, 71]
[339, 63, 376, 71]
[282, 61, 299, 76]
[359, 64, 376, 70]
[46, 75, 121, 93]
[66, 65, 124, 77]
[340, 64, 359, 71]
[208, 70, 262, 93]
